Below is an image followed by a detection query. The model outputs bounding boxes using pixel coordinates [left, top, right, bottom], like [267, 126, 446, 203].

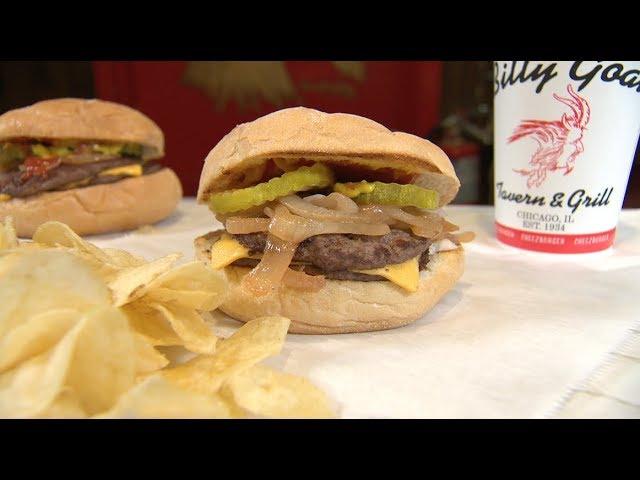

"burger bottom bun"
[0, 168, 182, 237]
[194, 235, 464, 334]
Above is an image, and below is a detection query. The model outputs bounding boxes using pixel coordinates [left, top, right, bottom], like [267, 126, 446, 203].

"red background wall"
[93, 61, 443, 196]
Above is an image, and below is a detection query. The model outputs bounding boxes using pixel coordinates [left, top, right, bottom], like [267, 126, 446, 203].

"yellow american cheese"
[99, 164, 143, 177]
[0, 194, 11, 202]
[210, 234, 251, 269]
[355, 256, 420, 292]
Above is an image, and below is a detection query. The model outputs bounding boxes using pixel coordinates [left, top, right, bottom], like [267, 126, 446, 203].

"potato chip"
[32, 221, 111, 263]
[147, 261, 221, 291]
[70, 251, 123, 283]
[145, 262, 228, 311]
[0, 309, 79, 374]
[102, 248, 147, 268]
[133, 333, 169, 375]
[34, 388, 88, 419]
[222, 365, 334, 418]
[145, 289, 221, 311]
[0, 251, 111, 339]
[122, 301, 183, 346]
[108, 253, 181, 306]
[149, 302, 218, 354]
[94, 375, 232, 419]
[198, 309, 227, 327]
[162, 316, 290, 395]
[223, 396, 249, 418]
[0, 319, 84, 418]
[65, 306, 136, 415]
[0, 217, 332, 419]
[0, 217, 18, 250]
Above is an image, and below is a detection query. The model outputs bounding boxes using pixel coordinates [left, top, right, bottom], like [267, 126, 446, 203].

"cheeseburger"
[0, 98, 182, 237]
[195, 107, 473, 334]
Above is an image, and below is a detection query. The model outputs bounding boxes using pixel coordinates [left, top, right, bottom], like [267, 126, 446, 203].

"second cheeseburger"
[0, 98, 182, 237]
[195, 107, 472, 334]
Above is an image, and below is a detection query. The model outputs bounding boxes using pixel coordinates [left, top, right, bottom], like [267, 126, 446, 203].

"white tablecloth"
[90, 199, 640, 418]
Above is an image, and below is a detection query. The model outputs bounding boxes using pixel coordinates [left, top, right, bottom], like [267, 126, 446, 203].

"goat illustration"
[508, 84, 591, 188]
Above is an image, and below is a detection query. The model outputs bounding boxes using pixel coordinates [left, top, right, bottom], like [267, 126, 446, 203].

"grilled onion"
[268, 205, 390, 243]
[280, 195, 380, 223]
[232, 198, 450, 241]
[449, 231, 476, 243]
[371, 206, 445, 239]
[241, 233, 297, 297]
[225, 217, 270, 234]
[443, 220, 460, 232]
[304, 192, 359, 213]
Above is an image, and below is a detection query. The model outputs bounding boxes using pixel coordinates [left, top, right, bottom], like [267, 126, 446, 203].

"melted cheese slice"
[355, 256, 420, 292]
[0, 194, 11, 202]
[99, 164, 143, 177]
[210, 234, 251, 269]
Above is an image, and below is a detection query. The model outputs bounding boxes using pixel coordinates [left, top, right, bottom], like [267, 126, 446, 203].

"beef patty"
[0, 159, 163, 198]
[229, 257, 396, 281]
[198, 229, 432, 282]
[234, 229, 431, 272]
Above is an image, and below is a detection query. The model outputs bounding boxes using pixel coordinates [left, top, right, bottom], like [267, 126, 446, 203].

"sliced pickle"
[93, 143, 124, 156]
[120, 143, 144, 158]
[31, 144, 72, 158]
[30, 144, 50, 157]
[208, 163, 334, 214]
[334, 181, 439, 210]
[50, 146, 72, 156]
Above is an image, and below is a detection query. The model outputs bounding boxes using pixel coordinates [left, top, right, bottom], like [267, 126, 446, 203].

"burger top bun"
[0, 98, 164, 159]
[197, 107, 460, 207]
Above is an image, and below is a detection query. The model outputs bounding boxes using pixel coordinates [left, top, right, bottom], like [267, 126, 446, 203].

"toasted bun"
[197, 107, 460, 206]
[0, 168, 182, 237]
[195, 232, 464, 334]
[0, 98, 164, 159]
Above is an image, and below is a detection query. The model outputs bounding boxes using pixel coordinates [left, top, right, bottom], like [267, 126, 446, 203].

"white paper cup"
[493, 61, 640, 253]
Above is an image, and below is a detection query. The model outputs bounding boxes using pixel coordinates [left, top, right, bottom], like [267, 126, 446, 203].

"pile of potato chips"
[0, 217, 333, 418]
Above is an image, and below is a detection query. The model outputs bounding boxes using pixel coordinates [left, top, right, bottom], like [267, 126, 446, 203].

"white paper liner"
[88, 200, 640, 418]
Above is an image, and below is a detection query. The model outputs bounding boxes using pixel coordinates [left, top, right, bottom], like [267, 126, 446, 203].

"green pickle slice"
[334, 181, 439, 209]
[93, 143, 124, 156]
[208, 163, 334, 214]
[31, 144, 72, 158]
